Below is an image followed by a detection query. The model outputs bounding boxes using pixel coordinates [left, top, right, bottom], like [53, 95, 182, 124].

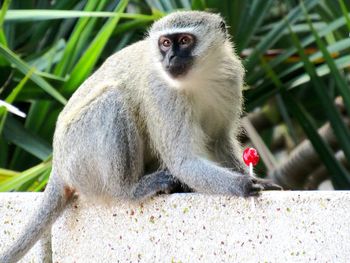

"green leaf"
[0, 168, 18, 181]
[250, 39, 350, 108]
[179, 0, 191, 9]
[235, 0, 274, 52]
[277, 38, 350, 84]
[113, 19, 155, 35]
[0, 68, 33, 136]
[338, 0, 350, 30]
[191, 0, 207, 10]
[0, 44, 67, 104]
[282, 93, 350, 189]
[288, 22, 350, 164]
[303, 4, 350, 116]
[30, 169, 50, 192]
[63, 0, 111, 77]
[0, 160, 51, 191]
[288, 55, 350, 88]
[5, 9, 159, 22]
[27, 39, 66, 74]
[61, 0, 129, 95]
[247, 11, 350, 85]
[53, 0, 104, 77]
[6, 67, 34, 103]
[0, 0, 11, 29]
[3, 117, 52, 160]
[5, 10, 121, 21]
[259, 56, 298, 143]
[0, 0, 10, 58]
[244, 0, 319, 72]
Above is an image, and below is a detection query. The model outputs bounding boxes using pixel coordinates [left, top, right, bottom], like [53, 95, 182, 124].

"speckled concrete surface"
[53, 191, 350, 263]
[0, 193, 52, 263]
[1, 192, 349, 263]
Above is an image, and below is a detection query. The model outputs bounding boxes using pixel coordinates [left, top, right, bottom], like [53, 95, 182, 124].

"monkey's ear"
[220, 21, 227, 34]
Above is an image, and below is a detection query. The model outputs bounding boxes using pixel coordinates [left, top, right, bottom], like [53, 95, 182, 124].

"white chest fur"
[157, 42, 243, 139]
[187, 79, 237, 138]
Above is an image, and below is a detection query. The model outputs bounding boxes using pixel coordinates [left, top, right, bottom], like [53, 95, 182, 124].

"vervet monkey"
[0, 11, 281, 262]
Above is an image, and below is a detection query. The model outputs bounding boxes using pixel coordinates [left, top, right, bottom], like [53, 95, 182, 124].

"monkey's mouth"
[164, 57, 193, 78]
[166, 65, 190, 78]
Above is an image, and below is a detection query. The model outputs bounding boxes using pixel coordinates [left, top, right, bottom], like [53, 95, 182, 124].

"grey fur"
[0, 11, 280, 263]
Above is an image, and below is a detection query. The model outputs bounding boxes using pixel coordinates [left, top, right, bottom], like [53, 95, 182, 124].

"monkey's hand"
[239, 176, 283, 197]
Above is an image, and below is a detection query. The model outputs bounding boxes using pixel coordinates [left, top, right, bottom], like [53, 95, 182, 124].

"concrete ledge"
[1, 192, 349, 262]
[0, 193, 51, 263]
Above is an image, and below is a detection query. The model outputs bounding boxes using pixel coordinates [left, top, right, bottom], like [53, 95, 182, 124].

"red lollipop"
[243, 147, 260, 176]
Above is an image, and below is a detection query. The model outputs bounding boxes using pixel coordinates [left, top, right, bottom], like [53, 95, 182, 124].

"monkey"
[0, 11, 281, 262]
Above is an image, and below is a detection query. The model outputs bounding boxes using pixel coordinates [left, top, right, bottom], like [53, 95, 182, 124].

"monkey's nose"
[165, 54, 177, 69]
[169, 54, 175, 61]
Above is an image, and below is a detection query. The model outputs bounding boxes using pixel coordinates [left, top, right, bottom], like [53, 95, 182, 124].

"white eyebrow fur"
[150, 27, 198, 40]
[157, 27, 196, 35]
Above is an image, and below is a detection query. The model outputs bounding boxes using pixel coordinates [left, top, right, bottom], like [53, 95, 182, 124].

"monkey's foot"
[132, 170, 184, 200]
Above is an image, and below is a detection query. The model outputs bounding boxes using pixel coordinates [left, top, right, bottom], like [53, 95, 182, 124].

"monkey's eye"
[162, 39, 171, 47]
[178, 35, 193, 47]
[159, 37, 172, 51]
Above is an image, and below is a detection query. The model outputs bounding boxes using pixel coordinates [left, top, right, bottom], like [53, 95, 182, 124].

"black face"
[158, 33, 196, 78]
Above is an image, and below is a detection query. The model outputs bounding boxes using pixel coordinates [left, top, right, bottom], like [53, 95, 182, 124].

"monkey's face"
[158, 33, 196, 78]
[149, 11, 230, 84]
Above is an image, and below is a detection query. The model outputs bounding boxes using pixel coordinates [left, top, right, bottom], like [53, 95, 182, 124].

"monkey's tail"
[0, 171, 77, 263]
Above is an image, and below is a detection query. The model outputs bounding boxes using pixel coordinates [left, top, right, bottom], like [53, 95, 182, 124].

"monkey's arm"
[211, 134, 247, 174]
[145, 91, 262, 197]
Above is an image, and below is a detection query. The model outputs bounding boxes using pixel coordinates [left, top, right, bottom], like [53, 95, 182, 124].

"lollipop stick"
[251, 197, 256, 211]
[250, 162, 256, 210]
[249, 162, 253, 177]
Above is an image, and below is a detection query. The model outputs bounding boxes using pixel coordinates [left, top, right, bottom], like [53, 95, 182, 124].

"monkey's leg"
[132, 170, 186, 200]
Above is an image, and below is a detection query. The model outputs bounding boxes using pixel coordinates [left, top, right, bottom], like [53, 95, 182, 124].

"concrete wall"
[1, 191, 349, 262]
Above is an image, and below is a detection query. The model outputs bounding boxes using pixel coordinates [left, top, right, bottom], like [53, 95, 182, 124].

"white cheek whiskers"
[155, 61, 182, 89]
